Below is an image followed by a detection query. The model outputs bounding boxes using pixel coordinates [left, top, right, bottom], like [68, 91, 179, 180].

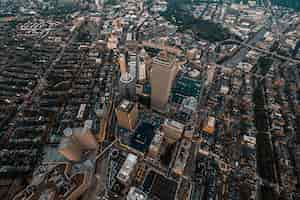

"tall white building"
[119, 72, 136, 100]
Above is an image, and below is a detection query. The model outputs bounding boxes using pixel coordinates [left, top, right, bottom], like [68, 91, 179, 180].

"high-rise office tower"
[115, 100, 138, 130]
[119, 72, 136, 100]
[150, 53, 179, 112]
[137, 50, 147, 83]
[202, 116, 216, 135]
[119, 53, 127, 75]
[162, 119, 184, 143]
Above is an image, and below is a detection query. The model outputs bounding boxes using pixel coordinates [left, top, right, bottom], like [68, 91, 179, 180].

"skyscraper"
[119, 72, 136, 100]
[116, 100, 138, 130]
[162, 119, 184, 143]
[119, 53, 127, 76]
[150, 53, 179, 112]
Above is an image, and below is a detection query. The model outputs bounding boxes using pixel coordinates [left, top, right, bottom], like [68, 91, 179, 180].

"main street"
[1, 27, 80, 143]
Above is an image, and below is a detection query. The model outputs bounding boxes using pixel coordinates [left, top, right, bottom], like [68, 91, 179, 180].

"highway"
[222, 39, 300, 64]
[221, 6, 300, 66]
[221, 28, 267, 66]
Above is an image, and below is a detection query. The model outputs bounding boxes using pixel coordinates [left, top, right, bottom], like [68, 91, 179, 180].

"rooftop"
[117, 99, 135, 113]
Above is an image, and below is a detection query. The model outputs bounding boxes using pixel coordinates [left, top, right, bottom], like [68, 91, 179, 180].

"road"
[225, 39, 300, 64]
[222, 3, 300, 66]
[2, 30, 79, 143]
[222, 28, 267, 66]
[221, 6, 287, 66]
[19, 31, 78, 112]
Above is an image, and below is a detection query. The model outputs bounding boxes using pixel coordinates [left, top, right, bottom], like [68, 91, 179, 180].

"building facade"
[150, 53, 178, 112]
